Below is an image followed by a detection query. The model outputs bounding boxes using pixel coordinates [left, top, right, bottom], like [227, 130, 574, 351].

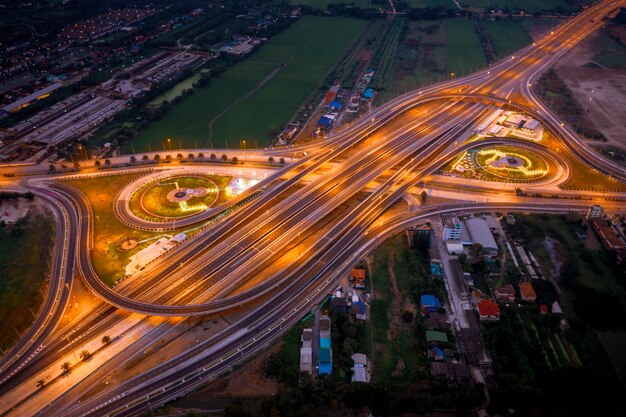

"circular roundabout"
[128, 174, 221, 221]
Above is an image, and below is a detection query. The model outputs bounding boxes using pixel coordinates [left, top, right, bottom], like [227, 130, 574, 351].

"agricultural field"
[487, 214, 626, 415]
[384, 19, 446, 100]
[405, 0, 452, 6]
[288, 0, 373, 9]
[484, 20, 532, 58]
[459, 0, 592, 13]
[445, 19, 486, 76]
[126, 16, 366, 152]
[0, 209, 54, 352]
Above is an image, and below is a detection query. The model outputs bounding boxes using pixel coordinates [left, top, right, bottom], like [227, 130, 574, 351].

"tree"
[165, 155, 172, 162]
[94, 160, 101, 168]
[176, 153, 183, 161]
[210, 153, 217, 161]
[221, 154, 228, 162]
[61, 362, 71, 374]
[79, 349, 92, 361]
[232, 156, 239, 164]
[101, 335, 111, 345]
[49, 164, 56, 172]
[24, 191, 34, 201]
[104, 159, 111, 167]
[142, 155, 149, 162]
[154, 154, 161, 162]
[420, 190, 428, 205]
[402, 311, 414, 323]
[268, 157, 275, 164]
[187, 153, 194, 160]
[73, 161, 80, 170]
[36, 379, 45, 389]
[279, 157, 285, 165]
[198, 152, 205, 159]
[470, 243, 484, 259]
[130, 156, 137, 164]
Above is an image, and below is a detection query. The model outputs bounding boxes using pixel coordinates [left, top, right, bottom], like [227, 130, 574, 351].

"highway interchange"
[1, 1, 625, 415]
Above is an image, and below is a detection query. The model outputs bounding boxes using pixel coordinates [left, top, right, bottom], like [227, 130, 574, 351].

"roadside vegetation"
[484, 213, 626, 416]
[445, 19, 486, 77]
[0, 203, 54, 352]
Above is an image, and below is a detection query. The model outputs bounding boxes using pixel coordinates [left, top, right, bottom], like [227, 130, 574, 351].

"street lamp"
[242, 139, 246, 162]
[167, 138, 172, 151]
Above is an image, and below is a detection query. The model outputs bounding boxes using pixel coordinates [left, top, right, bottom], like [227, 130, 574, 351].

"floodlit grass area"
[561, 153, 626, 191]
[484, 20, 532, 58]
[148, 74, 202, 107]
[288, 0, 372, 9]
[445, 19, 486, 76]
[0, 210, 54, 352]
[128, 175, 231, 220]
[126, 16, 366, 152]
[210, 16, 367, 148]
[63, 174, 162, 287]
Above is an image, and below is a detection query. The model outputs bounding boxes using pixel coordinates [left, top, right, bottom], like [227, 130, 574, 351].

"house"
[331, 296, 348, 312]
[318, 348, 332, 375]
[300, 328, 313, 374]
[426, 330, 449, 344]
[431, 362, 454, 379]
[551, 300, 563, 314]
[328, 100, 341, 112]
[428, 347, 446, 361]
[351, 268, 366, 288]
[317, 116, 333, 129]
[519, 282, 537, 302]
[351, 353, 370, 383]
[494, 284, 516, 303]
[362, 87, 374, 100]
[445, 240, 464, 255]
[421, 294, 442, 313]
[350, 300, 367, 320]
[476, 299, 500, 320]
[540, 304, 549, 315]
[586, 205, 604, 220]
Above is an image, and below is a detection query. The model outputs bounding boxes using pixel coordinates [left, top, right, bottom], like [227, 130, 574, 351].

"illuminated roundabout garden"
[444, 141, 565, 184]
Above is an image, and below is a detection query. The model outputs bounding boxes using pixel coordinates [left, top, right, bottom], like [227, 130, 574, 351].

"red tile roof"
[477, 299, 500, 319]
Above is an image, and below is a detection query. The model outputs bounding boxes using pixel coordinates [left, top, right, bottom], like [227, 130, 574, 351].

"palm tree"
[94, 160, 101, 168]
[187, 153, 194, 160]
[142, 155, 149, 162]
[231, 156, 239, 164]
[36, 379, 45, 389]
[198, 152, 205, 159]
[279, 157, 285, 166]
[176, 153, 183, 161]
[154, 154, 161, 162]
[210, 153, 217, 161]
[79, 349, 91, 361]
[73, 161, 81, 170]
[268, 157, 275, 164]
[420, 191, 428, 205]
[104, 159, 111, 167]
[221, 154, 228, 163]
[61, 361, 71, 374]
[130, 156, 137, 164]
[101, 335, 111, 345]
[165, 155, 172, 162]
[49, 164, 56, 172]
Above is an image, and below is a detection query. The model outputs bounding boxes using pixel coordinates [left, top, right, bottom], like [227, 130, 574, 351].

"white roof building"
[465, 217, 498, 255]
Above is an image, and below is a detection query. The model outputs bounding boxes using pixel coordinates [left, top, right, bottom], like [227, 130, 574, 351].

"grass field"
[64, 174, 163, 287]
[288, 0, 373, 9]
[459, 0, 591, 12]
[484, 20, 532, 58]
[475, 146, 548, 180]
[148, 74, 202, 107]
[0, 210, 54, 352]
[126, 16, 366, 153]
[128, 175, 231, 220]
[445, 19, 486, 76]
[405, 0, 452, 6]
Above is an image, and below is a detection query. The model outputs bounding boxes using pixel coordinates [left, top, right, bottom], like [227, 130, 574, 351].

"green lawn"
[288, 0, 373, 9]
[445, 19, 486, 76]
[484, 20, 532, 58]
[0, 210, 54, 352]
[405, 0, 453, 6]
[126, 16, 366, 153]
[459, 0, 591, 12]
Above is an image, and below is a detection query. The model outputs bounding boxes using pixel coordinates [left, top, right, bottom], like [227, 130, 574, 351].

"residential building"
[442, 213, 462, 240]
[586, 204, 604, 220]
[476, 299, 501, 320]
[494, 284, 516, 303]
[300, 328, 313, 374]
[426, 330, 449, 344]
[351, 268, 366, 288]
[351, 353, 370, 383]
[421, 294, 442, 313]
